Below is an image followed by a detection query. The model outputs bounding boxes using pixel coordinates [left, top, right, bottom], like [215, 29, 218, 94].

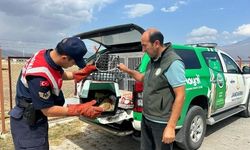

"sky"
[0, 0, 250, 53]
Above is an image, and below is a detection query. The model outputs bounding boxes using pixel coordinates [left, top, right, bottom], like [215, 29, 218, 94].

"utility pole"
[0, 48, 6, 134]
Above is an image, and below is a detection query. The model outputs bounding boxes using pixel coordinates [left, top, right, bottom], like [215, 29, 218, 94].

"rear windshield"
[175, 50, 201, 69]
[90, 30, 141, 46]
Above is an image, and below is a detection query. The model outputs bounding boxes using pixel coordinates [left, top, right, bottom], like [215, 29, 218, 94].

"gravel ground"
[50, 116, 250, 150]
[200, 116, 250, 150]
[2, 97, 249, 150]
[50, 122, 140, 150]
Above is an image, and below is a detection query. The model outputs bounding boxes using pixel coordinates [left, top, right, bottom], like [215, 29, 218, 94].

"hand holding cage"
[91, 53, 124, 82]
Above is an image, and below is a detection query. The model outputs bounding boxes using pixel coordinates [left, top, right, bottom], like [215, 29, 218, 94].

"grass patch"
[49, 119, 84, 146]
[0, 118, 84, 149]
[0, 133, 14, 150]
[0, 119, 14, 150]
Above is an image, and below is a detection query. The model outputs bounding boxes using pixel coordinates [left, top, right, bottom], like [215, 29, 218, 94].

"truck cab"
[132, 43, 250, 149]
[74, 24, 250, 150]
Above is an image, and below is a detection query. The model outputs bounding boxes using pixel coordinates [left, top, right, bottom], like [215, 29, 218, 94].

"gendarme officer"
[9, 37, 104, 149]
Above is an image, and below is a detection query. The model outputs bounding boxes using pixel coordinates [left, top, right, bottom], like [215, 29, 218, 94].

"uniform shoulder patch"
[39, 80, 51, 100]
[39, 91, 51, 100]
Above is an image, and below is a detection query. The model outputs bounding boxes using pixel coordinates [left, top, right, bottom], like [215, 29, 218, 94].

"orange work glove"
[73, 65, 97, 83]
[67, 100, 104, 118]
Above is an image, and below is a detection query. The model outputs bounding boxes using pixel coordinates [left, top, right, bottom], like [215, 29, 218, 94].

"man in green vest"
[118, 28, 185, 150]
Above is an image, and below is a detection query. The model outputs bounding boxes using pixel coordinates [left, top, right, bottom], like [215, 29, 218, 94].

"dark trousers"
[141, 115, 173, 150]
[10, 114, 49, 150]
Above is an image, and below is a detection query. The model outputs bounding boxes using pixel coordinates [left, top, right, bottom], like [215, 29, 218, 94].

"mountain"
[1, 49, 32, 58]
[1, 49, 94, 59]
[219, 37, 250, 59]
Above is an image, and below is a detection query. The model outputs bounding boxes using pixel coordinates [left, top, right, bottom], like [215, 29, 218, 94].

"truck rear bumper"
[79, 116, 134, 136]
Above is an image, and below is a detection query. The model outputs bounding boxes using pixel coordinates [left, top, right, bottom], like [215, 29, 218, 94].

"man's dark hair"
[149, 31, 164, 45]
[55, 46, 66, 55]
[55, 47, 73, 61]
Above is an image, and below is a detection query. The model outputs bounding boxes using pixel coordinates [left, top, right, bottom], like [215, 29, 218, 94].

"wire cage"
[91, 54, 124, 82]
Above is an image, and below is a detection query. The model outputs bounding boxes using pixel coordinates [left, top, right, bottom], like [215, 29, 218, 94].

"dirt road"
[50, 116, 250, 150]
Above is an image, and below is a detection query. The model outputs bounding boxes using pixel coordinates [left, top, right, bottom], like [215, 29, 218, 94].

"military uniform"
[9, 49, 65, 149]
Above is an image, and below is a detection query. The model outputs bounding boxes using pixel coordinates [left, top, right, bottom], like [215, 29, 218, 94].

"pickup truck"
[74, 24, 250, 150]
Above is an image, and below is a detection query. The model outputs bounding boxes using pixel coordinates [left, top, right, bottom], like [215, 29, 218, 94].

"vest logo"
[155, 68, 162, 76]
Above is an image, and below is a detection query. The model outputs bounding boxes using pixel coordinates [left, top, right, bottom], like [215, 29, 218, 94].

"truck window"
[202, 52, 223, 72]
[221, 54, 241, 74]
[175, 50, 201, 69]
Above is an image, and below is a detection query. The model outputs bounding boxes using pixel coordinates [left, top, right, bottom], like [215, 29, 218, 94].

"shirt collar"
[152, 42, 171, 62]
[45, 49, 64, 73]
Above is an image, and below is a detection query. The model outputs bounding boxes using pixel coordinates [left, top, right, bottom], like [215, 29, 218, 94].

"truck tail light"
[134, 81, 143, 93]
[133, 81, 143, 112]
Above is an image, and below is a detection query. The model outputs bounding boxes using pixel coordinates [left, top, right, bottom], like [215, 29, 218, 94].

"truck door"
[202, 52, 226, 113]
[220, 53, 245, 107]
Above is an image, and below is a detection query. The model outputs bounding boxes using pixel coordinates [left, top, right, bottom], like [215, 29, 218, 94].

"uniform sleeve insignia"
[40, 81, 50, 87]
[39, 91, 51, 100]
